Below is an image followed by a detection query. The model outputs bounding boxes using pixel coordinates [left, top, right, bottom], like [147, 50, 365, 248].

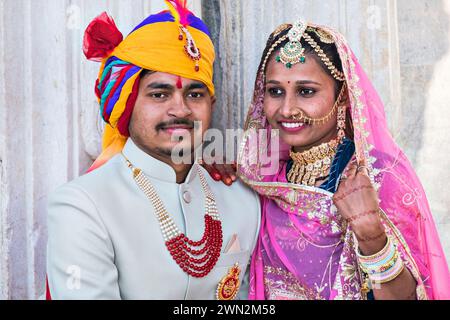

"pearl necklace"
[123, 154, 223, 278]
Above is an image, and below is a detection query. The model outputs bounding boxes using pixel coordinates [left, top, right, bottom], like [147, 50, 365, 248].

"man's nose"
[168, 94, 193, 118]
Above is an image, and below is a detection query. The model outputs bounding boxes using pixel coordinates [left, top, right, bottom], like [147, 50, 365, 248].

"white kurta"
[46, 139, 261, 300]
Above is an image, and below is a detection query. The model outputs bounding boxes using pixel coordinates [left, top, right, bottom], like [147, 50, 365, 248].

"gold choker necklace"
[287, 138, 340, 186]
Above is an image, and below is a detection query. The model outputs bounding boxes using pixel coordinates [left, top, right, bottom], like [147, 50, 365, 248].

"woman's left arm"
[333, 160, 417, 300]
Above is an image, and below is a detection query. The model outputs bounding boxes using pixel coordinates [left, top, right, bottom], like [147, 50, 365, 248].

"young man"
[46, 2, 260, 300]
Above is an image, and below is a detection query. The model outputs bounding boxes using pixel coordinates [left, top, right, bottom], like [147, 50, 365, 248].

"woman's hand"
[334, 159, 418, 299]
[333, 159, 387, 255]
[202, 160, 237, 186]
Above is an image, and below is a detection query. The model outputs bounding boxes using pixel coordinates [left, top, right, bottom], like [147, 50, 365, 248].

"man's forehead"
[143, 71, 206, 86]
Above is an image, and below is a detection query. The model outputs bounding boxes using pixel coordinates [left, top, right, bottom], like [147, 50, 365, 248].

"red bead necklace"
[124, 155, 223, 278]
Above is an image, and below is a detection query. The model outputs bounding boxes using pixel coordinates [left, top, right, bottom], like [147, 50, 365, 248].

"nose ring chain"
[291, 82, 347, 126]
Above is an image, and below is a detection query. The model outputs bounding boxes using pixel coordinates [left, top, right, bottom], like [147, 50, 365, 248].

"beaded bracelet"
[370, 257, 404, 284]
[376, 251, 399, 273]
[363, 250, 399, 275]
[357, 236, 405, 284]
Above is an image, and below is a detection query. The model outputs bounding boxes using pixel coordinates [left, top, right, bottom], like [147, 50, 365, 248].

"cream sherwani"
[47, 139, 261, 300]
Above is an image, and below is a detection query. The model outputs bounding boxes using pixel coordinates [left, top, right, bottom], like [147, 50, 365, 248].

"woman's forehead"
[265, 54, 334, 84]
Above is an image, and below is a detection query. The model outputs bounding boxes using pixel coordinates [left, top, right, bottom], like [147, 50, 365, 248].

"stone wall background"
[0, 0, 449, 299]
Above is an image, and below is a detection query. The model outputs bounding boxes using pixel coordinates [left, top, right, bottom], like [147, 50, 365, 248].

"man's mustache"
[155, 119, 197, 131]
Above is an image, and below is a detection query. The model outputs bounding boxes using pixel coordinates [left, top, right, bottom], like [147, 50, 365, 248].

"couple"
[46, 1, 450, 300]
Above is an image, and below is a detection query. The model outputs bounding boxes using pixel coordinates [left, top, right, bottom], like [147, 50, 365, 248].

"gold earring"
[337, 104, 346, 141]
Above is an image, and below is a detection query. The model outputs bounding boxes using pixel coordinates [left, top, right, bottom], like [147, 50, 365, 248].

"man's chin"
[157, 142, 198, 158]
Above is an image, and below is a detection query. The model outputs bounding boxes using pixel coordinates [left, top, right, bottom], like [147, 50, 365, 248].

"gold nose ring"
[291, 111, 304, 121]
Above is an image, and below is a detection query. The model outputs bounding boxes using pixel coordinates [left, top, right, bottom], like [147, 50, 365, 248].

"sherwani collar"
[122, 138, 199, 184]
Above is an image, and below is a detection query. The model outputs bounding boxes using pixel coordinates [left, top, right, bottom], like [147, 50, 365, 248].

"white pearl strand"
[125, 157, 220, 243]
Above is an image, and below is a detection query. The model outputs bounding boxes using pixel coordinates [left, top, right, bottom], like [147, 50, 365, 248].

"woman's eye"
[299, 88, 316, 97]
[268, 88, 284, 97]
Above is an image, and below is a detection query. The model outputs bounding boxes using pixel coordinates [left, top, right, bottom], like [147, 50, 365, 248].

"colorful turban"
[83, 0, 215, 172]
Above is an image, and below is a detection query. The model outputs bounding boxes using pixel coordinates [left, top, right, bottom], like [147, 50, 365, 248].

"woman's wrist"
[353, 222, 387, 255]
[357, 233, 388, 256]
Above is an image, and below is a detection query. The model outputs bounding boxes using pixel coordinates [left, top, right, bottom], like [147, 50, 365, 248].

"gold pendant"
[216, 263, 241, 300]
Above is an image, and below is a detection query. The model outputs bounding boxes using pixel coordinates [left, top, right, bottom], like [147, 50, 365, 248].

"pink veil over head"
[237, 22, 450, 300]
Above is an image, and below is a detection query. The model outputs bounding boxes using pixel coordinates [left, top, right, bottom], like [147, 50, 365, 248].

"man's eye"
[150, 93, 168, 99]
[299, 88, 316, 96]
[188, 92, 204, 99]
[268, 88, 284, 97]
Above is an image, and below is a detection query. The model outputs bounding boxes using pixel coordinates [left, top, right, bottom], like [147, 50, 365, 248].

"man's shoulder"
[49, 156, 126, 206]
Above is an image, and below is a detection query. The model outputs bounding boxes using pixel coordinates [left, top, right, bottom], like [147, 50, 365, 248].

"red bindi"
[176, 76, 183, 89]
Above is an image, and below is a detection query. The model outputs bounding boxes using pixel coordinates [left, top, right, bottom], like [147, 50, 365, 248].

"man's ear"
[210, 96, 216, 111]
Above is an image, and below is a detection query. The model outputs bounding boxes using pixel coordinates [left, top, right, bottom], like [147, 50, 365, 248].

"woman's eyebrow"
[266, 80, 281, 85]
[266, 80, 322, 86]
[296, 80, 322, 86]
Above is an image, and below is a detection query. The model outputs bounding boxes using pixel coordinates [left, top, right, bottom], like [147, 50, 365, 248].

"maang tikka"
[276, 21, 308, 69]
[270, 20, 346, 82]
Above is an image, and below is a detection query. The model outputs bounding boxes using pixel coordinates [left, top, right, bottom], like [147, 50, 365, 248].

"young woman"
[206, 20, 450, 300]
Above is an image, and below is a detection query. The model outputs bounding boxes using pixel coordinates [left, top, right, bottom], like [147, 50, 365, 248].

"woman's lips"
[278, 121, 308, 133]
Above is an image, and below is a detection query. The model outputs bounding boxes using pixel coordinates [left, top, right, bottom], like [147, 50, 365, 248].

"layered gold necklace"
[287, 138, 339, 186]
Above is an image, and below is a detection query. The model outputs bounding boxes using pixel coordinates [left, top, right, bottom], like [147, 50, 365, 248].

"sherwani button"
[183, 191, 192, 203]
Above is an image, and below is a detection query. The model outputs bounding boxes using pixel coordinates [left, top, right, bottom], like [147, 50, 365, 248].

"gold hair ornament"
[261, 20, 346, 82]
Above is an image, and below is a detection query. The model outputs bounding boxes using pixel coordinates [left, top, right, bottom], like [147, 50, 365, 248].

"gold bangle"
[357, 235, 391, 262]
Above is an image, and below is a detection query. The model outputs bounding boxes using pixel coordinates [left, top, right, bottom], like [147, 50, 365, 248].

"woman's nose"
[279, 92, 297, 118]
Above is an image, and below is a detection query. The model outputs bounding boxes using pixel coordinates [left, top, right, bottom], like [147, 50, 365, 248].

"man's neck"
[132, 141, 193, 184]
[149, 153, 193, 184]
[169, 161, 192, 184]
